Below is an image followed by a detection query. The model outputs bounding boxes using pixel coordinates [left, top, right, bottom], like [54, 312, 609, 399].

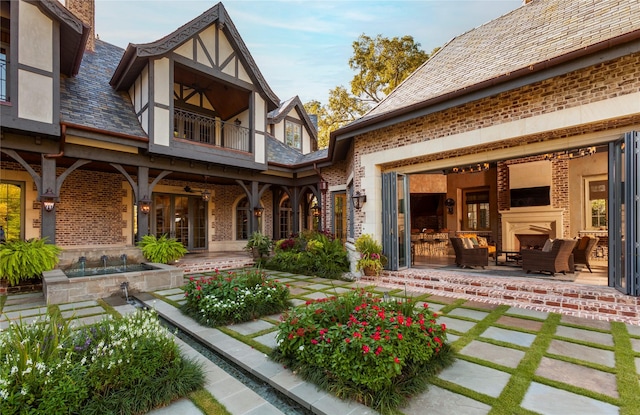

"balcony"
[173, 108, 250, 153]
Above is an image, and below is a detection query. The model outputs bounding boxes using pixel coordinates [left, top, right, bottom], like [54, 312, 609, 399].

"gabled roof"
[109, 2, 279, 111]
[268, 95, 319, 146]
[60, 40, 147, 139]
[31, 0, 89, 76]
[336, 0, 640, 136]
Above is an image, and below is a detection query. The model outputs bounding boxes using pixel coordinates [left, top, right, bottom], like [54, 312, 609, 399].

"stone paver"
[495, 315, 544, 331]
[146, 398, 203, 415]
[521, 382, 619, 415]
[254, 331, 279, 349]
[288, 287, 310, 295]
[448, 308, 489, 321]
[227, 319, 274, 336]
[306, 283, 332, 290]
[402, 385, 490, 415]
[154, 288, 184, 296]
[635, 357, 640, 375]
[303, 292, 330, 300]
[460, 340, 525, 368]
[438, 316, 477, 333]
[506, 307, 549, 320]
[626, 324, 640, 337]
[561, 314, 611, 331]
[166, 294, 185, 302]
[536, 357, 619, 398]
[438, 360, 510, 398]
[547, 339, 615, 367]
[417, 301, 444, 312]
[481, 326, 536, 347]
[61, 306, 106, 319]
[630, 338, 640, 353]
[555, 325, 614, 346]
[58, 300, 98, 310]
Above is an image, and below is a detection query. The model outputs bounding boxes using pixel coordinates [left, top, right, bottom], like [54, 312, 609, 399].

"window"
[279, 196, 292, 238]
[584, 175, 607, 230]
[333, 192, 347, 243]
[285, 120, 302, 150]
[464, 189, 490, 230]
[1, 14, 10, 102]
[236, 197, 250, 240]
[0, 181, 23, 241]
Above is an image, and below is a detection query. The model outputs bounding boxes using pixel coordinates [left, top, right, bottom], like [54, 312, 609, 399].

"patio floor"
[2, 268, 639, 415]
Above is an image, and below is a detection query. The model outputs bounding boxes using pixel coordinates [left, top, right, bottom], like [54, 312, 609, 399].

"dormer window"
[285, 120, 302, 150]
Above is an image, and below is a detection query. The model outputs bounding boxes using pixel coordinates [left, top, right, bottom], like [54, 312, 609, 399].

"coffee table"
[496, 250, 522, 266]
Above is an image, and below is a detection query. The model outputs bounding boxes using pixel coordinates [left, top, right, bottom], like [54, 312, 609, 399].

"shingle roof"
[351, 0, 640, 127]
[60, 40, 147, 139]
[267, 136, 327, 166]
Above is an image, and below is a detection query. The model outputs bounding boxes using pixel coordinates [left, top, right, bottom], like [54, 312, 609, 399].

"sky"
[93, 0, 523, 105]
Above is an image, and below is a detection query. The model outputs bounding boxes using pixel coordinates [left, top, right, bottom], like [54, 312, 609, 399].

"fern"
[0, 238, 61, 286]
[137, 234, 188, 264]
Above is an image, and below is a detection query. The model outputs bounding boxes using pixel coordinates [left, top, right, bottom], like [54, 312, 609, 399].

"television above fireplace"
[510, 186, 550, 207]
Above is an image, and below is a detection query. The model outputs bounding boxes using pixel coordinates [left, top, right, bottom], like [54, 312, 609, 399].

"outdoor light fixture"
[544, 146, 596, 161]
[41, 188, 57, 212]
[319, 180, 328, 193]
[445, 198, 456, 214]
[311, 204, 321, 218]
[201, 189, 211, 202]
[254, 206, 264, 217]
[234, 118, 241, 126]
[138, 196, 151, 214]
[352, 191, 366, 210]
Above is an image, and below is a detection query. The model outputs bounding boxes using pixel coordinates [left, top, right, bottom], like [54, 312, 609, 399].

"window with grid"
[464, 189, 490, 230]
[279, 197, 292, 239]
[584, 176, 607, 229]
[236, 197, 249, 240]
[285, 120, 302, 150]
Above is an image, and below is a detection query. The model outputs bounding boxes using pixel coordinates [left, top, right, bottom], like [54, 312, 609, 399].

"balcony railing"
[173, 108, 250, 152]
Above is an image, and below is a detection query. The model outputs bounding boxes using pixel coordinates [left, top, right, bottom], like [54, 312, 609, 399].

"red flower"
[441, 323, 447, 331]
[394, 356, 401, 364]
[375, 346, 383, 355]
[362, 345, 370, 354]
[397, 333, 403, 340]
[345, 338, 351, 343]
[311, 339, 318, 345]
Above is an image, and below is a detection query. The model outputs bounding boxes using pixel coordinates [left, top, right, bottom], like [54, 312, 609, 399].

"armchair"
[573, 236, 599, 273]
[521, 239, 577, 276]
[450, 237, 489, 269]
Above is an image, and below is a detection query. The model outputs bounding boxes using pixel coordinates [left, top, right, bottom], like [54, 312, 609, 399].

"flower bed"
[272, 290, 453, 413]
[182, 268, 290, 326]
[0, 309, 204, 414]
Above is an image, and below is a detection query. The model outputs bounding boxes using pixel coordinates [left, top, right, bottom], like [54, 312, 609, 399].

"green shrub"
[182, 268, 290, 326]
[272, 290, 453, 413]
[138, 234, 188, 264]
[0, 237, 61, 286]
[244, 231, 272, 261]
[0, 309, 204, 415]
[265, 230, 349, 279]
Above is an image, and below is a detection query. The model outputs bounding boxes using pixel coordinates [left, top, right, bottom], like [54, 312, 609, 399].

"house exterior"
[326, 0, 639, 296]
[0, 1, 327, 262]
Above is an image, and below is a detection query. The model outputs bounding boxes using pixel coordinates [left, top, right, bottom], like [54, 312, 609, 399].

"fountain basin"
[42, 262, 183, 305]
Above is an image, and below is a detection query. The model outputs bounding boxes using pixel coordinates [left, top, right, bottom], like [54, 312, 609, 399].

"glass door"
[382, 172, 411, 270]
[153, 194, 207, 251]
[333, 192, 346, 243]
[0, 182, 23, 242]
[608, 132, 639, 295]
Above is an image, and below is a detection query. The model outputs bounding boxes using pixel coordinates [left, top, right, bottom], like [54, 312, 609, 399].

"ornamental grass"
[181, 268, 290, 326]
[0, 309, 204, 415]
[271, 289, 454, 414]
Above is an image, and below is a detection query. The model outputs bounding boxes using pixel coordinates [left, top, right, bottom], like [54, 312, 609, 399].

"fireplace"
[515, 234, 549, 250]
[499, 207, 564, 251]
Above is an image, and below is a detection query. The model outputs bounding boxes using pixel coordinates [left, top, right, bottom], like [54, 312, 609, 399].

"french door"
[153, 194, 207, 251]
[382, 172, 411, 270]
[608, 132, 639, 295]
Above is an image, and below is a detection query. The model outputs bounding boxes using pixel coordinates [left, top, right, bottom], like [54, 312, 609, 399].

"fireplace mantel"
[499, 207, 564, 251]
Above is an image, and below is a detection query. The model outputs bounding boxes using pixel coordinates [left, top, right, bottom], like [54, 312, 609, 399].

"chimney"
[65, 0, 95, 52]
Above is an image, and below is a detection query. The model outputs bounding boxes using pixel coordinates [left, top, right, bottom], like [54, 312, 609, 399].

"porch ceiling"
[174, 65, 250, 120]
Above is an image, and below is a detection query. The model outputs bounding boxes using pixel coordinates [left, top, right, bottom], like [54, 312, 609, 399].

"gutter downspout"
[44, 124, 66, 159]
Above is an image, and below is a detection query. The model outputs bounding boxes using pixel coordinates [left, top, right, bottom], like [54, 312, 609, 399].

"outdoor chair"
[572, 236, 599, 273]
[521, 239, 577, 276]
[450, 237, 489, 269]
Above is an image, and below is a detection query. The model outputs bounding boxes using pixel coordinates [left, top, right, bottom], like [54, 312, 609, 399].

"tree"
[305, 34, 431, 148]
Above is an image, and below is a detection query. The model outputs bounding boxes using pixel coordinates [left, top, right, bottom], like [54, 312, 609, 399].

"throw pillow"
[462, 238, 474, 249]
[469, 237, 479, 247]
[477, 236, 488, 247]
[542, 239, 554, 252]
[578, 236, 589, 250]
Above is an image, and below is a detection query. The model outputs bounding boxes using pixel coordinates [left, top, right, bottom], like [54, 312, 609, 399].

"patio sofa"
[450, 237, 489, 269]
[521, 239, 577, 276]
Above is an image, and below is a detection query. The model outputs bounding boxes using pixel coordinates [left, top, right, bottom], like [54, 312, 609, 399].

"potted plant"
[0, 237, 61, 287]
[355, 234, 387, 276]
[245, 231, 272, 260]
[137, 234, 188, 264]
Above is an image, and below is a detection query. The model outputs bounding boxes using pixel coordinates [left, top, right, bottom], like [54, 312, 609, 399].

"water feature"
[63, 256, 154, 278]
[154, 311, 311, 415]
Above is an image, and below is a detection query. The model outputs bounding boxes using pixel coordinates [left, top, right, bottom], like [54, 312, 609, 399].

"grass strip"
[488, 312, 561, 415]
[190, 389, 232, 415]
[611, 321, 640, 415]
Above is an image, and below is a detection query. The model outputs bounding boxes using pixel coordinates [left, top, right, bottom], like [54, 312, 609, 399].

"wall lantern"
[445, 198, 456, 214]
[311, 204, 321, 218]
[234, 118, 241, 126]
[201, 189, 211, 202]
[41, 188, 57, 212]
[138, 195, 151, 214]
[319, 180, 328, 193]
[254, 206, 264, 217]
[352, 191, 366, 210]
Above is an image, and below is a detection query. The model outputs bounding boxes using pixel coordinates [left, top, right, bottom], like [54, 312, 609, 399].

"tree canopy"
[305, 34, 433, 148]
